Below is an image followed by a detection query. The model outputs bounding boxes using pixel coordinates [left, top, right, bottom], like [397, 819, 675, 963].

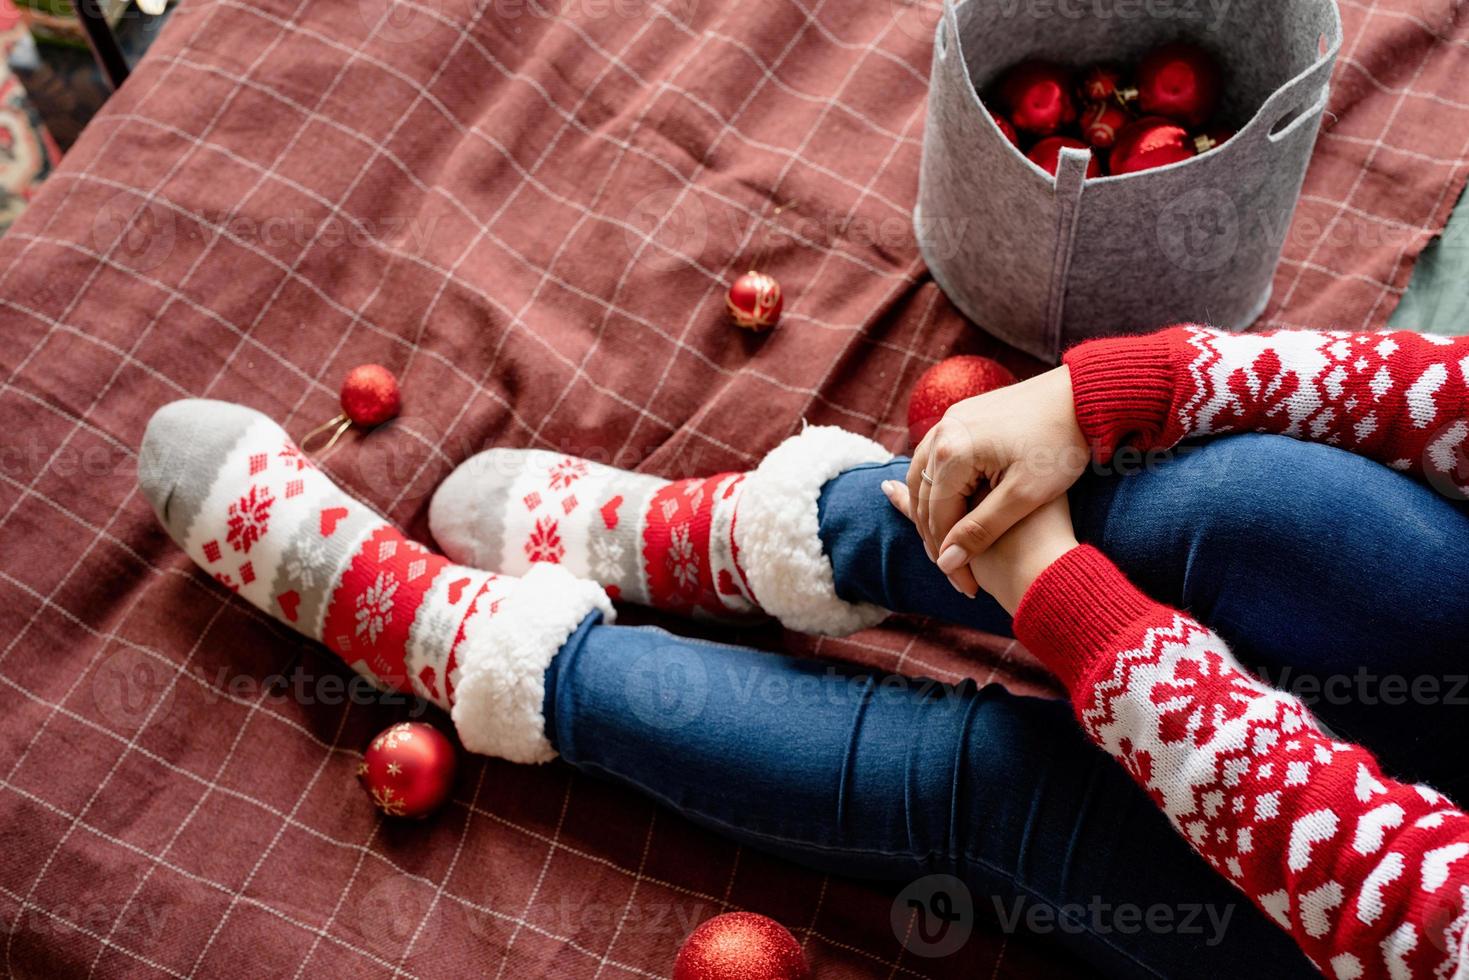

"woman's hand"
[904, 365, 1089, 596]
[882, 482, 1079, 614]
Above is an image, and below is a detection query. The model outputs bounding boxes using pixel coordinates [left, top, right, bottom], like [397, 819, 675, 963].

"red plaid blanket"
[0, 0, 1464, 974]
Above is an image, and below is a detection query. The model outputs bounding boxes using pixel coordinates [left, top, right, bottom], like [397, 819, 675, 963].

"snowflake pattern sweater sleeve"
[1014, 546, 1469, 980]
[1063, 327, 1469, 496]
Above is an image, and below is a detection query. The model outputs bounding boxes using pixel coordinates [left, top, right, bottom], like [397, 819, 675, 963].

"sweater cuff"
[1013, 545, 1167, 693]
[1062, 330, 1183, 462]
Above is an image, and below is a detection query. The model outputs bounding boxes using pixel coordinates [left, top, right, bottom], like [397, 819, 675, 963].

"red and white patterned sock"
[429, 425, 893, 636]
[138, 399, 612, 763]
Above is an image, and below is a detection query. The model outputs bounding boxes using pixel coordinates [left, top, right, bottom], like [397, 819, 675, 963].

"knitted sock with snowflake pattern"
[138, 399, 612, 764]
[428, 426, 893, 636]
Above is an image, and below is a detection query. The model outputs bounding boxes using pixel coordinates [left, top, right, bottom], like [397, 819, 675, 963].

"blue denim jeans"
[542, 435, 1469, 977]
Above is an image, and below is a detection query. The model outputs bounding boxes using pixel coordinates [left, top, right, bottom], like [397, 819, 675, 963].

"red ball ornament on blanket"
[1136, 41, 1222, 128]
[997, 60, 1077, 136]
[727, 271, 783, 331]
[341, 364, 402, 427]
[907, 355, 1018, 446]
[358, 722, 456, 819]
[1109, 117, 1195, 175]
[673, 912, 811, 980]
[1027, 136, 1103, 178]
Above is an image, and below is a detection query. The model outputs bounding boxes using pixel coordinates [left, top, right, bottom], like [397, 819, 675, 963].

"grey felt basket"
[915, 0, 1343, 362]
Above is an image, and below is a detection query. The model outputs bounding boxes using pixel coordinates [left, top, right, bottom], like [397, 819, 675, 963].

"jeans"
[542, 435, 1469, 977]
[820, 433, 1469, 797]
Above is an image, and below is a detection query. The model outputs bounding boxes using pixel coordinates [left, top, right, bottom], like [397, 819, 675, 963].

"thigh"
[544, 621, 1316, 978]
[1073, 433, 1469, 797]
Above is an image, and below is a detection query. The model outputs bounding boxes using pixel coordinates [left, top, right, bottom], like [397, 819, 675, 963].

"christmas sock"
[137, 399, 612, 764]
[429, 426, 893, 636]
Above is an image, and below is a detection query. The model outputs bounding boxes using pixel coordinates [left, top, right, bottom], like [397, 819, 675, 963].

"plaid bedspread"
[0, 0, 1464, 974]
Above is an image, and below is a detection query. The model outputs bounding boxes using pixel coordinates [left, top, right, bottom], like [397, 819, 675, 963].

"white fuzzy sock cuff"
[450, 564, 615, 764]
[735, 425, 893, 636]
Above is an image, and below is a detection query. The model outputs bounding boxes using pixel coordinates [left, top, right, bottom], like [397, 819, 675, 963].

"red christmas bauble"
[907, 355, 1018, 445]
[1109, 116, 1195, 175]
[997, 60, 1077, 136]
[1078, 64, 1138, 107]
[1080, 101, 1130, 150]
[726, 271, 782, 331]
[1027, 136, 1103, 179]
[341, 364, 402, 427]
[990, 108, 1021, 148]
[673, 912, 810, 980]
[358, 722, 456, 819]
[1136, 41, 1222, 128]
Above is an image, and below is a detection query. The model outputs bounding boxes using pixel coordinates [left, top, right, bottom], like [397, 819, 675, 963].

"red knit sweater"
[1012, 328, 1469, 980]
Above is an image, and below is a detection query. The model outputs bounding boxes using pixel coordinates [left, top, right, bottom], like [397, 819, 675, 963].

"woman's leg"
[545, 617, 1316, 978]
[819, 434, 1469, 798]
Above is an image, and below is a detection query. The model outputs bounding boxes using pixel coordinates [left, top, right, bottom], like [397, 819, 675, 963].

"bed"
[0, 0, 1465, 975]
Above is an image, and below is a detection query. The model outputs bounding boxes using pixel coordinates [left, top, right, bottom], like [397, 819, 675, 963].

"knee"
[816, 459, 921, 589]
[1188, 435, 1468, 614]
[1090, 433, 1469, 654]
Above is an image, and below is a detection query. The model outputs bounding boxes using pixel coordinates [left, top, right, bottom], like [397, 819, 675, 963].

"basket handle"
[1245, 1, 1344, 148]
[936, 0, 1027, 151]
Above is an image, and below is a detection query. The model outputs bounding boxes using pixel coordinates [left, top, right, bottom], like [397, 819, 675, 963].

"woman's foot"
[138, 399, 612, 763]
[428, 426, 894, 636]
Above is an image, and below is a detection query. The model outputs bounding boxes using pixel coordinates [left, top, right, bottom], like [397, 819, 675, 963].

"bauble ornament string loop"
[300, 364, 403, 454]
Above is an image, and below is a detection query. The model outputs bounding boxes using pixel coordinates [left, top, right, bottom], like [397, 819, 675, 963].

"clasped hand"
[881, 366, 1090, 612]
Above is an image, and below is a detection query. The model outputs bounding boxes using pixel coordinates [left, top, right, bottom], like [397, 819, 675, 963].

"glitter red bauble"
[997, 60, 1077, 136]
[1136, 41, 1222, 128]
[340, 364, 402, 427]
[673, 912, 810, 980]
[1080, 101, 1130, 150]
[1027, 136, 1102, 179]
[907, 355, 1018, 446]
[358, 722, 456, 819]
[726, 271, 783, 331]
[990, 108, 1020, 148]
[1109, 116, 1195, 176]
